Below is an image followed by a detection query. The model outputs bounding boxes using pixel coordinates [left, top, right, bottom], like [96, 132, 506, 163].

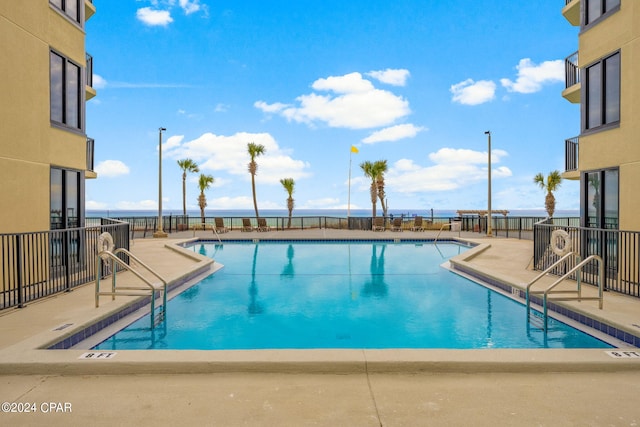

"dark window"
[584, 169, 618, 229]
[50, 0, 81, 24]
[50, 51, 82, 130]
[50, 168, 82, 230]
[585, 0, 620, 26]
[584, 52, 620, 131]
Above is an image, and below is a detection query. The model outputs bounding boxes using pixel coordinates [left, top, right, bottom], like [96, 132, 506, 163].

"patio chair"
[372, 217, 385, 231]
[241, 218, 254, 232]
[411, 216, 424, 232]
[214, 217, 228, 233]
[391, 217, 403, 232]
[257, 218, 271, 232]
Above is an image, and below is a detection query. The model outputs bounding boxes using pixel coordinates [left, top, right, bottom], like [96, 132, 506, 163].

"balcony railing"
[565, 51, 579, 88]
[86, 137, 95, 172]
[86, 53, 93, 88]
[565, 137, 579, 172]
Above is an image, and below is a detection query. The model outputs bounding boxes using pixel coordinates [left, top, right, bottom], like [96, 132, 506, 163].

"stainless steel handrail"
[95, 248, 168, 328]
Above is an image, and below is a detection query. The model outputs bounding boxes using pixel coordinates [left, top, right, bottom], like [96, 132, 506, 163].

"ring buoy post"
[550, 229, 572, 256]
[98, 232, 115, 261]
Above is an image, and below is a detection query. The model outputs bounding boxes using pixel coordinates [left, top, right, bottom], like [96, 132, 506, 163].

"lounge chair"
[391, 217, 403, 232]
[372, 217, 385, 231]
[411, 216, 424, 232]
[214, 217, 228, 233]
[241, 218, 254, 232]
[257, 218, 271, 232]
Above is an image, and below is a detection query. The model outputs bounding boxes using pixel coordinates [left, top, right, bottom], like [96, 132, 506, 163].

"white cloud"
[136, 7, 173, 26]
[303, 198, 342, 209]
[161, 135, 184, 151]
[214, 103, 230, 113]
[86, 200, 108, 210]
[255, 72, 410, 129]
[254, 101, 289, 113]
[92, 74, 107, 89]
[116, 200, 158, 210]
[450, 79, 496, 105]
[163, 131, 311, 184]
[94, 160, 130, 178]
[179, 0, 201, 15]
[366, 69, 410, 86]
[386, 147, 512, 193]
[500, 58, 564, 94]
[362, 124, 425, 144]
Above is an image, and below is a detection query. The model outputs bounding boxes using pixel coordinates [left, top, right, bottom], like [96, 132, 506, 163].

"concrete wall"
[0, 2, 89, 233]
[578, 1, 640, 231]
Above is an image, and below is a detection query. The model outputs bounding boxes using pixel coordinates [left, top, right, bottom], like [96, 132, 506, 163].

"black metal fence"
[109, 214, 585, 240]
[565, 136, 579, 172]
[533, 221, 640, 298]
[564, 50, 579, 88]
[0, 219, 129, 310]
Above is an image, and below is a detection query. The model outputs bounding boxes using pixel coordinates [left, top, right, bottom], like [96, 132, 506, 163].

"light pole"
[485, 130, 493, 237]
[153, 127, 168, 238]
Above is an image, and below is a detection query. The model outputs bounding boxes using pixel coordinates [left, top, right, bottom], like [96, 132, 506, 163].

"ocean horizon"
[86, 208, 580, 219]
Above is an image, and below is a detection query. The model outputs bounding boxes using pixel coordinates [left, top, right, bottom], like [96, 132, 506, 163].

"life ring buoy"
[98, 232, 115, 261]
[550, 229, 572, 256]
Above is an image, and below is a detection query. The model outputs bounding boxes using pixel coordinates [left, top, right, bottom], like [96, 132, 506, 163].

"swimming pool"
[92, 240, 611, 350]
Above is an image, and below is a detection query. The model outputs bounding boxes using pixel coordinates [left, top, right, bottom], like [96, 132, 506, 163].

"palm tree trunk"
[182, 173, 187, 216]
[251, 173, 260, 219]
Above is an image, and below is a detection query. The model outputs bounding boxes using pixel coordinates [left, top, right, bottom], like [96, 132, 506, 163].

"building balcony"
[562, 0, 580, 26]
[85, 0, 96, 21]
[562, 51, 580, 103]
[85, 53, 96, 100]
[563, 136, 579, 180]
[86, 137, 97, 179]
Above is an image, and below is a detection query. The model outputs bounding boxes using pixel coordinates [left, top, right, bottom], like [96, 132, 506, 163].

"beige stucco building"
[0, 1, 96, 234]
[561, 0, 639, 231]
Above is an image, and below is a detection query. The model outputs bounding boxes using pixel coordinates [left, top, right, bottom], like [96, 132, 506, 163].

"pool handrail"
[526, 252, 604, 330]
[95, 247, 168, 329]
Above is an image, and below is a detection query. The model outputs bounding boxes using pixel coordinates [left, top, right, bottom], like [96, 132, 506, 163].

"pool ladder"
[96, 247, 168, 329]
[525, 252, 604, 331]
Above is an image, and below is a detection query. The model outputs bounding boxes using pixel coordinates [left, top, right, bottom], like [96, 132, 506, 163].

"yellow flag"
[351, 145, 359, 154]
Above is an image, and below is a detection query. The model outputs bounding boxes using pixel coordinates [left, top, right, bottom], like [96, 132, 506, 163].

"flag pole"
[348, 149, 352, 218]
[348, 145, 358, 219]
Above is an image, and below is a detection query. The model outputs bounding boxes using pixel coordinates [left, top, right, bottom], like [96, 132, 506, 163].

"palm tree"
[280, 178, 295, 228]
[360, 161, 378, 218]
[197, 173, 214, 225]
[177, 158, 199, 216]
[247, 142, 265, 219]
[360, 160, 386, 218]
[373, 160, 388, 217]
[534, 170, 562, 218]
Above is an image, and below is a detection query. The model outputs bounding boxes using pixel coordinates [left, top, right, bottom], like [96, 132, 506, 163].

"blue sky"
[86, 0, 579, 213]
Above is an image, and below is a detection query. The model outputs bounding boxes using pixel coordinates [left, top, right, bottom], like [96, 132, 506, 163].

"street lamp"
[485, 130, 493, 237]
[153, 127, 168, 238]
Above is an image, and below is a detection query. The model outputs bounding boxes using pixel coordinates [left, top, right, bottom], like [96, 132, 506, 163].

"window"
[50, 168, 82, 230]
[50, 0, 81, 24]
[583, 169, 618, 229]
[585, 0, 620, 26]
[50, 51, 82, 130]
[584, 52, 620, 131]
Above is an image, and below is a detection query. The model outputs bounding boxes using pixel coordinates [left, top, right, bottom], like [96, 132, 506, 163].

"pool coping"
[2, 236, 640, 375]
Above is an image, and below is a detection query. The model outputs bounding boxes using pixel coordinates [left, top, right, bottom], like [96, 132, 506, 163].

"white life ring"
[550, 229, 572, 256]
[98, 232, 115, 261]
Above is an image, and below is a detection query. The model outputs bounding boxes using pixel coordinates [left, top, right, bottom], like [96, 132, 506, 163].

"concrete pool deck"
[1, 229, 640, 426]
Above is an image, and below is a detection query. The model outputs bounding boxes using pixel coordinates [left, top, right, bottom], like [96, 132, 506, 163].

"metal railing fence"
[565, 136, 579, 172]
[565, 50, 579, 88]
[1, 219, 129, 310]
[533, 221, 640, 298]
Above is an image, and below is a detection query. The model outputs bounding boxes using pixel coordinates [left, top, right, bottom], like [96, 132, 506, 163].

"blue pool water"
[92, 241, 611, 350]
